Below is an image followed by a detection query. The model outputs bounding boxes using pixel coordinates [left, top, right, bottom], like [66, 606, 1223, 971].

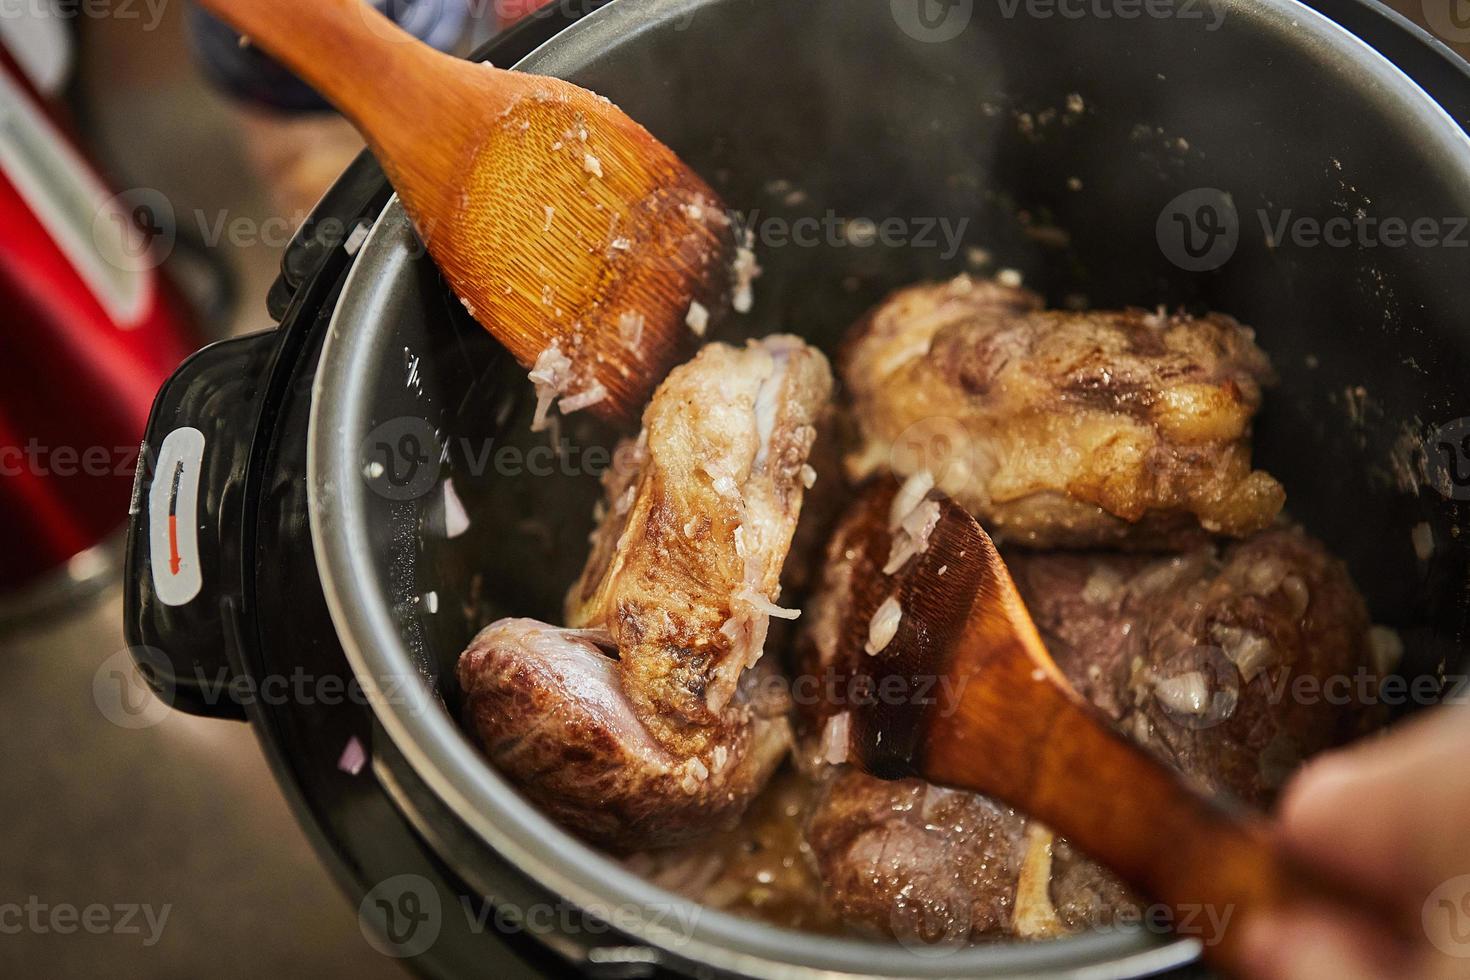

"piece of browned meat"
[799, 495, 1382, 942]
[1009, 529, 1385, 808]
[458, 336, 832, 851]
[841, 275, 1286, 549]
[802, 770, 1034, 943]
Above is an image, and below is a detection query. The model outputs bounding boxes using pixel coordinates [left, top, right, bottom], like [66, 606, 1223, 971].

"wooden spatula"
[198, 0, 735, 423]
[826, 478, 1406, 970]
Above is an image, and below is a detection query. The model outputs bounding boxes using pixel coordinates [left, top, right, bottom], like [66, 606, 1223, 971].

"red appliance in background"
[0, 44, 198, 611]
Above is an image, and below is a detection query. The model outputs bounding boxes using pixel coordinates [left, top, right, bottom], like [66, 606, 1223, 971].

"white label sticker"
[149, 427, 206, 607]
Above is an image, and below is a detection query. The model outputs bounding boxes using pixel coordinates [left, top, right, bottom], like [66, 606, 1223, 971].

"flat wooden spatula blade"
[194, 0, 734, 426]
[828, 480, 987, 777]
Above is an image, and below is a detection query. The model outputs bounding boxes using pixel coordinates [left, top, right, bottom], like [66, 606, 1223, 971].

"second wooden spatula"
[822, 478, 1408, 971]
[198, 0, 736, 424]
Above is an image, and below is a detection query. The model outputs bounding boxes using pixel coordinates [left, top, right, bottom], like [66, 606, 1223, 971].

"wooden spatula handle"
[925, 652, 1402, 967]
[193, 0, 481, 149]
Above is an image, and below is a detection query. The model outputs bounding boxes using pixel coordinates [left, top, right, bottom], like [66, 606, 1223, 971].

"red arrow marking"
[168, 514, 181, 576]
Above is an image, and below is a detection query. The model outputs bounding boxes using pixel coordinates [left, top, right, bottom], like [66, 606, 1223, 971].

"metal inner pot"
[308, 0, 1470, 975]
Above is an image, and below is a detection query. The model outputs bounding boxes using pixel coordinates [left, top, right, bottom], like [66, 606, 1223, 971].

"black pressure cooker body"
[125, 1, 1470, 977]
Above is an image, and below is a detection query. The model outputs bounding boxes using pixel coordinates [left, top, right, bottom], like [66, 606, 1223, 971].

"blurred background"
[0, 1, 540, 976]
[0, 0, 1463, 976]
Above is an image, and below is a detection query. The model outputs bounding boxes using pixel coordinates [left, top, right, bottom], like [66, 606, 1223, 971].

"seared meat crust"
[842, 275, 1285, 548]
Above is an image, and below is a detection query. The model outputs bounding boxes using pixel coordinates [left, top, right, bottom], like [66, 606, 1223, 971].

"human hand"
[1240, 700, 1470, 978]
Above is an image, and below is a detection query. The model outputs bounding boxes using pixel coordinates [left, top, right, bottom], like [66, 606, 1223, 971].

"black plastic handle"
[123, 330, 281, 719]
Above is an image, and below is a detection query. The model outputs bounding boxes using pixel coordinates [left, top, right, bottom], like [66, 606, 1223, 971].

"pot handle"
[122, 330, 280, 720]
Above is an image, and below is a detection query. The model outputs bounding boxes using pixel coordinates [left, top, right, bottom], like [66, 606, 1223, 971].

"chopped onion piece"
[337, 737, 366, 776]
[558, 626, 617, 650]
[618, 311, 645, 347]
[1154, 671, 1211, 715]
[558, 382, 608, 415]
[686, 300, 710, 337]
[731, 239, 761, 314]
[679, 757, 709, 795]
[1367, 625, 1404, 676]
[1081, 564, 1124, 605]
[1412, 522, 1434, 561]
[819, 713, 851, 765]
[736, 586, 801, 620]
[865, 595, 903, 656]
[884, 497, 941, 574]
[889, 470, 936, 530]
[1211, 623, 1277, 683]
[527, 342, 573, 432]
[442, 478, 470, 539]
